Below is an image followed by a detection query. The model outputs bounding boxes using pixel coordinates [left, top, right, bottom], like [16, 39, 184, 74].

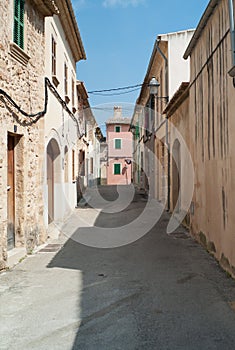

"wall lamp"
[148, 77, 169, 102]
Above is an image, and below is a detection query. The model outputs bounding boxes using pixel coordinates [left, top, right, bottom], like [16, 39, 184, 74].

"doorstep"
[6, 247, 27, 269]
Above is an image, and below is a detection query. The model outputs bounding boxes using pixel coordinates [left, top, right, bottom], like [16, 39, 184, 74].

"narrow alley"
[1, 186, 235, 350]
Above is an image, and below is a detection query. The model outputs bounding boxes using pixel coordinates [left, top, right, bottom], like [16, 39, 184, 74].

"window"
[79, 150, 85, 176]
[114, 163, 121, 175]
[135, 123, 140, 139]
[13, 0, 24, 49]
[90, 157, 93, 174]
[52, 36, 56, 76]
[64, 63, 68, 96]
[115, 139, 121, 149]
[115, 125, 121, 132]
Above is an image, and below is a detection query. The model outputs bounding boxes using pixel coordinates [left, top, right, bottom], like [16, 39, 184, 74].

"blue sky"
[72, 0, 209, 124]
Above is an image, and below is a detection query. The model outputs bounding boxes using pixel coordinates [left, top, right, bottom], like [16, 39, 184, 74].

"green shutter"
[115, 126, 120, 132]
[115, 139, 121, 149]
[14, 0, 24, 49]
[135, 124, 139, 139]
[114, 164, 121, 175]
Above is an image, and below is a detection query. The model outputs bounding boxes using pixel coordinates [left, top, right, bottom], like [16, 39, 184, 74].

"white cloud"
[102, 0, 146, 8]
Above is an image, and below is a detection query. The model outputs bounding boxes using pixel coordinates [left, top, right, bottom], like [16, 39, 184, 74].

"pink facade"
[106, 110, 133, 185]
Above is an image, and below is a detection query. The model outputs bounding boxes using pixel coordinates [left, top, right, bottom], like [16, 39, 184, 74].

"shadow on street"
[47, 186, 235, 350]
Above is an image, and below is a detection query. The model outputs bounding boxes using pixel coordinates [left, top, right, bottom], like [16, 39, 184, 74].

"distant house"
[106, 107, 132, 185]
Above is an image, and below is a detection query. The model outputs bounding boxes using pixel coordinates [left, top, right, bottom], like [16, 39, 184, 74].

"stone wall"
[0, 0, 47, 269]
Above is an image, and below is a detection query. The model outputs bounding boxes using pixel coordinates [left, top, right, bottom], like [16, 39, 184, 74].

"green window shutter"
[135, 124, 139, 139]
[14, 0, 24, 49]
[115, 139, 121, 149]
[114, 164, 121, 175]
[115, 126, 120, 132]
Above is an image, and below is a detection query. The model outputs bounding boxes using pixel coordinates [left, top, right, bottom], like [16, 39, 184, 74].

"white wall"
[44, 15, 78, 227]
[161, 30, 194, 98]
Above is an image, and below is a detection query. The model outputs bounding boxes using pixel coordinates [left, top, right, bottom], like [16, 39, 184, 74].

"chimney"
[113, 106, 122, 119]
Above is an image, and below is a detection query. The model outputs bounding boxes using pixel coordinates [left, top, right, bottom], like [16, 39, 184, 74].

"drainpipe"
[156, 37, 170, 210]
[228, 0, 235, 77]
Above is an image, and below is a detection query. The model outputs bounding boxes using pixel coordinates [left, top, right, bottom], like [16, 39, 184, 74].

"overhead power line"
[90, 87, 142, 96]
[88, 83, 145, 94]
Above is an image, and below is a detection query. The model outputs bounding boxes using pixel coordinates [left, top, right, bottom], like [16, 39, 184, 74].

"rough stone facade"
[0, 0, 49, 269]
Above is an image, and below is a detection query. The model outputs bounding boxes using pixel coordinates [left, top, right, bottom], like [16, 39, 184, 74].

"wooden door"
[7, 135, 15, 250]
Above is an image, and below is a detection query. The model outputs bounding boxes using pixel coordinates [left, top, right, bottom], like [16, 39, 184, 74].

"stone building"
[0, 0, 57, 269]
[106, 107, 132, 185]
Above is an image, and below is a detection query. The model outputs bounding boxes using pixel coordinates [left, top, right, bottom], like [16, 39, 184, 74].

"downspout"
[228, 0, 235, 77]
[156, 37, 170, 210]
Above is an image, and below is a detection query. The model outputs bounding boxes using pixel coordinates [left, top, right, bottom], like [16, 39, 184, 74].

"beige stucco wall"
[168, 94, 191, 220]
[0, 0, 47, 268]
[188, 0, 235, 275]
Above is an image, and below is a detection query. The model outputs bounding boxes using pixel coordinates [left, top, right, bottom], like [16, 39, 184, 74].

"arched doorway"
[47, 138, 61, 224]
[172, 139, 181, 212]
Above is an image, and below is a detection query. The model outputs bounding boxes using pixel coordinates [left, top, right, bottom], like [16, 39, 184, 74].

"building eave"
[106, 118, 131, 125]
[163, 82, 189, 117]
[77, 81, 89, 100]
[136, 40, 167, 107]
[31, 0, 59, 16]
[183, 0, 220, 59]
[56, 0, 86, 62]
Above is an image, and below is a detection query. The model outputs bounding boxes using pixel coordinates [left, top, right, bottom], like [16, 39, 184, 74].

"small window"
[90, 157, 94, 174]
[135, 124, 139, 139]
[115, 139, 121, 149]
[114, 163, 121, 175]
[13, 0, 24, 49]
[52, 36, 56, 76]
[115, 125, 121, 133]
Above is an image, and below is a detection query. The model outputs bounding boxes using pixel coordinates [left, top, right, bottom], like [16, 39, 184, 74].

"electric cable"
[0, 77, 83, 138]
[90, 87, 142, 96]
[88, 83, 145, 94]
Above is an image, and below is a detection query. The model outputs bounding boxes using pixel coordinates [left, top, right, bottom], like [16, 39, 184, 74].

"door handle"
[7, 186, 11, 191]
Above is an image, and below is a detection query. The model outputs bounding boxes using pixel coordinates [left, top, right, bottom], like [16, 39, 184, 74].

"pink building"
[106, 107, 133, 185]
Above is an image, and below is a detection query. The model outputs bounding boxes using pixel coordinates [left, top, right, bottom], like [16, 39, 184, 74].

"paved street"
[1, 186, 235, 350]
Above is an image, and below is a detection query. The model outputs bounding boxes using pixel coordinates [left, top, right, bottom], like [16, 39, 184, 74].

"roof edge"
[184, 0, 219, 59]
[163, 82, 189, 117]
[31, 0, 59, 16]
[56, 0, 86, 62]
